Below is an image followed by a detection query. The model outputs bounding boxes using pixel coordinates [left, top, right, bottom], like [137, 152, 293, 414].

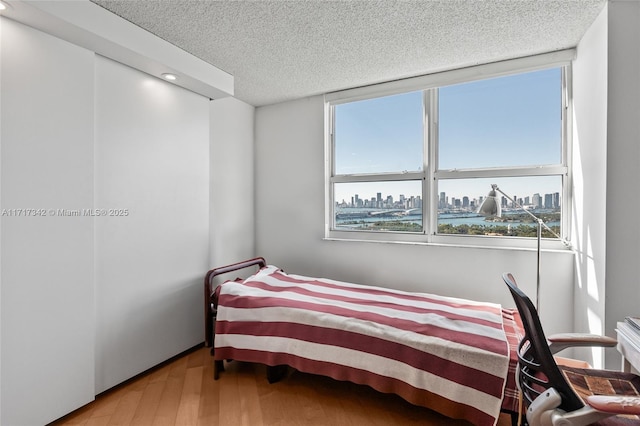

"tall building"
[544, 193, 553, 209]
[533, 193, 542, 209]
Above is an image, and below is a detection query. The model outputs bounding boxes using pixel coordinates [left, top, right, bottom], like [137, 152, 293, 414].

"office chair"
[503, 273, 640, 426]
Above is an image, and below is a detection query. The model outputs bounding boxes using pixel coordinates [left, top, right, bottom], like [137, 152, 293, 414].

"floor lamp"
[478, 184, 568, 312]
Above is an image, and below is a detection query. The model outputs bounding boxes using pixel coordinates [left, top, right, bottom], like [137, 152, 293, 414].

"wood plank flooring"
[50, 346, 513, 425]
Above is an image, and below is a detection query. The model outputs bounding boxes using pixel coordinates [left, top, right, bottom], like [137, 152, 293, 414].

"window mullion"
[426, 88, 438, 237]
[561, 65, 572, 242]
[435, 165, 568, 180]
[331, 172, 424, 183]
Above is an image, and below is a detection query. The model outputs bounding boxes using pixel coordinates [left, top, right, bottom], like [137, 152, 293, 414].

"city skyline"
[336, 188, 561, 211]
[334, 175, 563, 210]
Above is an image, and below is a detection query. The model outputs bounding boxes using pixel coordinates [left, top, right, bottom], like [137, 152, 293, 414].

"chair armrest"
[531, 389, 633, 425]
[548, 333, 617, 354]
[586, 395, 640, 415]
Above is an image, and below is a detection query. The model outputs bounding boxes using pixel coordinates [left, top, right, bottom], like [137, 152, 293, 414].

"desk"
[616, 321, 640, 373]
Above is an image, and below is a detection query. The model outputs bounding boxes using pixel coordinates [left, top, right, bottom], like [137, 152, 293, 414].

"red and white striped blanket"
[214, 266, 519, 426]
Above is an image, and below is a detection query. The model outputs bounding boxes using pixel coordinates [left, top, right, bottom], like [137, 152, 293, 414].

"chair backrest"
[502, 273, 585, 412]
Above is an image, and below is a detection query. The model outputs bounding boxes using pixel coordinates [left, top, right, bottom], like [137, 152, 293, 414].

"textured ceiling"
[90, 0, 606, 106]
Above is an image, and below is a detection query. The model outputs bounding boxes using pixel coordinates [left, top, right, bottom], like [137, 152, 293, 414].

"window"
[326, 51, 572, 246]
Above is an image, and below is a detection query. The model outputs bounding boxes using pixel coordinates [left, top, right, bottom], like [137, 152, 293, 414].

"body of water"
[335, 209, 560, 228]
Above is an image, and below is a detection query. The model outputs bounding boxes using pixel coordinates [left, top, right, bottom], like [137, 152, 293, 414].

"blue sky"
[333, 68, 563, 204]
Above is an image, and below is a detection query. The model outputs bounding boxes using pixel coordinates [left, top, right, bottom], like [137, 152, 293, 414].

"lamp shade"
[478, 188, 502, 217]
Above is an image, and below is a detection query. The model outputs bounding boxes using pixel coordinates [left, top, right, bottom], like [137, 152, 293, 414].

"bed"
[204, 258, 523, 426]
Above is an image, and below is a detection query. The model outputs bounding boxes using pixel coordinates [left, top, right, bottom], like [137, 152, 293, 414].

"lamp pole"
[489, 184, 564, 312]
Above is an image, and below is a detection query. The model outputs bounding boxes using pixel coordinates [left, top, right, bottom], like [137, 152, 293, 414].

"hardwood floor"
[50, 346, 513, 426]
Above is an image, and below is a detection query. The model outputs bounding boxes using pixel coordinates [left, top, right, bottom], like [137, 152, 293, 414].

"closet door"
[1, 19, 95, 425]
[94, 56, 209, 393]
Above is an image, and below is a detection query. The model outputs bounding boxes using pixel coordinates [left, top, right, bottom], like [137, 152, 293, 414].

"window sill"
[322, 234, 572, 253]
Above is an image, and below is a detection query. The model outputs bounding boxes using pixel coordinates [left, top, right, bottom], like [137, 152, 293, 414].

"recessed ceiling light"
[0, 2, 9, 11]
[161, 73, 178, 81]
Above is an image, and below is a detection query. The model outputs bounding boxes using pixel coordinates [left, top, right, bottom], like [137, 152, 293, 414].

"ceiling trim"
[3, 0, 234, 100]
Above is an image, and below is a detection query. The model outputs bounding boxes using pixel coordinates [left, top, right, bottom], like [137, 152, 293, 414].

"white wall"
[572, 4, 609, 367]
[209, 97, 256, 271]
[604, 0, 640, 370]
[94, 56, 210, 393]
[1, 18, 95, 425]
[1, 17, 214, 423]
[254, 95, 575, 334]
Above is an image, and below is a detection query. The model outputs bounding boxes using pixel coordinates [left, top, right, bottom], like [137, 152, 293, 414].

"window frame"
[324, 50, 574, 249]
